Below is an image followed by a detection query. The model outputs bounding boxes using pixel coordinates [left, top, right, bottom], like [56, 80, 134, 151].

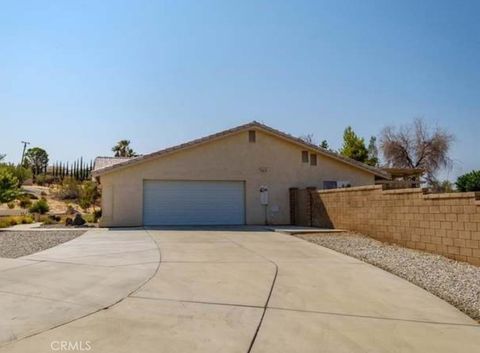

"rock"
[72, 214, 86, 226]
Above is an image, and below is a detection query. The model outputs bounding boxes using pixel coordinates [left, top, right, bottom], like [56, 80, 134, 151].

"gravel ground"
[297, 232, 480, 322]
[0, 230, 86, 258]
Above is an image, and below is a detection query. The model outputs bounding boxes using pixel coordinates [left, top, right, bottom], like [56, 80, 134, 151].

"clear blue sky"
[1, 0, 478, 179]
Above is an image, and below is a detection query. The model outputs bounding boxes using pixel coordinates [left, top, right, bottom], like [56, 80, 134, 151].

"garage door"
[143, 180, 245, 226]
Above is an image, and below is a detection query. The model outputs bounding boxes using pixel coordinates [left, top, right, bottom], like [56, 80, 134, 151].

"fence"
[290, 185, 480, 266]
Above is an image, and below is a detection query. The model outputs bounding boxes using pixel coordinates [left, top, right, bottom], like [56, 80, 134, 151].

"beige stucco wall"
[99, 129, 375, 226]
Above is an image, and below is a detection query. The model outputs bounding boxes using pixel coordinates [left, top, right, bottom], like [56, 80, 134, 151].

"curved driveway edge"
[0, 229, 159, 346]
[0, 228, 479, 353]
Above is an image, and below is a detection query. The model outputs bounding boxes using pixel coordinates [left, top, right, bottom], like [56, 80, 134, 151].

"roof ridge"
[92, 121, 390, 179]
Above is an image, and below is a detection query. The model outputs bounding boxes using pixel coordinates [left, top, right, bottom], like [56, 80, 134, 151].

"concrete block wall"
[294, 185, 480, 266]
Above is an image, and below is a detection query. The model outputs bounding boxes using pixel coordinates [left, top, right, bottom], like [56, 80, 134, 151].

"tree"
[112, 140, 137, 157]
[320, 140, 329, 150]
[380, 118, 454, 184]
[299, 134, 315, 145]
[0, 169, 19, 204]
[24, 147, 49, 176]
[0, 154, 5, 162]
[367, 136, 379, 167]
[0, 164, 32, 186]
[339, 126, 369, 163]
[456, 170, 480, 192]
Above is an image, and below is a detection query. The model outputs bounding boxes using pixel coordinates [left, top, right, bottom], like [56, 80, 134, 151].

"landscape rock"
[72, 214, 86, 226]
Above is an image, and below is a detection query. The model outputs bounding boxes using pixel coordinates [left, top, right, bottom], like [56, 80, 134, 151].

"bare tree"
[380, 118, 454, 184]
[299, 134, 316, 145]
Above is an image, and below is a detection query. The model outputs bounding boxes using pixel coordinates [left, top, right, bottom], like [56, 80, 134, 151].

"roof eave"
[92, 121, 390, 179]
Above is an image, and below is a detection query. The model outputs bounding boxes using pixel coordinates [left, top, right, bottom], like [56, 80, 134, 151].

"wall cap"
[382, 188, 425, 195]
[316, 185, 382, 194]
[423, 192, 480, 200]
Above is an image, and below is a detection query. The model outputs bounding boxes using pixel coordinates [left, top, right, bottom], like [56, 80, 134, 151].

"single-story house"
[93, 121, 389, 227]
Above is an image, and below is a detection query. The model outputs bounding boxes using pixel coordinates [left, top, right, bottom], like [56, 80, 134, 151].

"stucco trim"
[93, 121, 390, 179]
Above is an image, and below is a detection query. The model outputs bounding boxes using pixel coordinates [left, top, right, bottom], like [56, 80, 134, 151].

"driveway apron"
[0, 228, 478, 353]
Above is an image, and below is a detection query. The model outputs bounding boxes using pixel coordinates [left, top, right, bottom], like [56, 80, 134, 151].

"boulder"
[72, 213, 86, 226]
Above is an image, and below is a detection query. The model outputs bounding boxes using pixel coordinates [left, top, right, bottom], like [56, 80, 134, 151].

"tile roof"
[93, 156, 136, 171]
[92, 121, 390, 179]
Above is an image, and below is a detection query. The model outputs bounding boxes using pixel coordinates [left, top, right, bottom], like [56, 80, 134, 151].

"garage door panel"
[143, 180, 245, 225]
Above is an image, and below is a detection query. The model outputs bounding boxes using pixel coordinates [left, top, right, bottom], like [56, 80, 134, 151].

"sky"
[1, 0, 479, 180]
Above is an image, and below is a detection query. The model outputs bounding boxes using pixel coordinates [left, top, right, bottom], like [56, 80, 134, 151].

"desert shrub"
[35, 174, 47, 186]
[29, 198, 50, 214]
[0, 215, 33, 228]
[18, 195, 32, 208]
[79, 181, 99, 211]
[83, 213, 95, 223]
[7, 202, 15, 209]
[430, 180, 455, 193]
[40, 215, 58, 225]
[456, 170, 480, 192]
[83, 209, 101, 223]
[20, 215, 34, 224]
[55, 177, 80, 200]
[0, 218, 15, 228]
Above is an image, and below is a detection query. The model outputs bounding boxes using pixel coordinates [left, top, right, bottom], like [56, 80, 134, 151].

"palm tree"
[112, 140, 137, 157]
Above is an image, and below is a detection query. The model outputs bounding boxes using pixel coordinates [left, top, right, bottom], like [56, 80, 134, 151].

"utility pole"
[20, 141, 30, 166]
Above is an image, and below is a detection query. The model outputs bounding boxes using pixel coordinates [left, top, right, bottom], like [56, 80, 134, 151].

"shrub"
[0, 164, 32, 186]
[83, 213, 95, 223]
[35, 174, 47, 186]
[0, 169, 19, 204]
[431, 180, 455, 193]
[29, 198, 50, 214]
[55, 177, 80, 200]
[7, 202, 15, 209]
[40, 215, 58, 225]
[0, 215, 33, 228]
[84, 209, 101, 223]
[18, 195, 32, 208]
[456, 170, 480, 192]
[79, 181, 99, 211]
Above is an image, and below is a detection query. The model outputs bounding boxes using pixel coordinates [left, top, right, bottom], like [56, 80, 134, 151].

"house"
[92, 121, 389, 227]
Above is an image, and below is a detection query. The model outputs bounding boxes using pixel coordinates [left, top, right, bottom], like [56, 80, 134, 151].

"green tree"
[456, 170, 480, 192]
[112, 140, 137, 157]
[0, 164, 32, 186]
[339, 127, 369, 163]
[24, 147, 49, 176]
[0, 169, 19, 204]
[320, 140, 329, 150]
[366, 136, 379, 166]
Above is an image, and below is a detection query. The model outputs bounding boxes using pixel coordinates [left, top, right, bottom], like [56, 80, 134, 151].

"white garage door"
[143, 180, 245, 226]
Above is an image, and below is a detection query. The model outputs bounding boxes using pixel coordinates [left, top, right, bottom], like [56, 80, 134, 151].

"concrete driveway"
[0, 228, 478, 352]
